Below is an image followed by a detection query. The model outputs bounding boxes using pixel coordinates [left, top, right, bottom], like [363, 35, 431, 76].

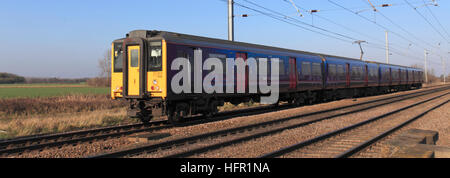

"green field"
[0, 83, 109, 98]
[0, 83, 87, 88]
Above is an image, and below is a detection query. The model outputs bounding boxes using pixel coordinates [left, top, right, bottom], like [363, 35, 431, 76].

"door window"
[130, 49, 139, 67]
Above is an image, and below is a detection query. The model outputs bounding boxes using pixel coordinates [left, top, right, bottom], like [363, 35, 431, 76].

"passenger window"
[392, 70, 397, 80]
[351, 66, 357, 80]
[113, 43, 123, 72]
[370, 67, 377, 79]
[279, 60, 286, 75]
[360, 67, 363, 80]
[351, 66, 363, 80]
[385, 68, 390, 80]
[312, 63, 321, 77]
[148, 41, 162, 71]
[328, 64, 336, 80]
[337, 65, 344, 80]
[130, 49, 139, 67]
[208, 53, 226, 75]
[301, 62, 311, 80]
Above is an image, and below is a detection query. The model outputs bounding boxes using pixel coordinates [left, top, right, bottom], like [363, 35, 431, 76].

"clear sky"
[0, 0, 449, 78]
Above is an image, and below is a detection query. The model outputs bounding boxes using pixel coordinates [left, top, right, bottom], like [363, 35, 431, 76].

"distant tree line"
[86, 77, 109, 87]
[0, 72, 91, 84]
[25, 77, 89, 84]
[0, 72, 25, 84]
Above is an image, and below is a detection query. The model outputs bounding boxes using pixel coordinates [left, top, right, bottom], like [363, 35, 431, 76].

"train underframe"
[126, 83, 422, 123]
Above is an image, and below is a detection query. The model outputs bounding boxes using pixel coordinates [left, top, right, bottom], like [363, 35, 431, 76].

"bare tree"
[87, 49, 111, 87]
[410, 63, 439, 84]
[410, 63, 423, 69]
[98, 49, 111, 79]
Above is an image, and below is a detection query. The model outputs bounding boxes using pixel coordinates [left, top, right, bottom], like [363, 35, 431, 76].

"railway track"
[0, 121, 165, 156]
[1, 85, 445, 157]
[89, 86, 449, 158]
[0, 98, 296, 156]
[261, 92, 449, 158]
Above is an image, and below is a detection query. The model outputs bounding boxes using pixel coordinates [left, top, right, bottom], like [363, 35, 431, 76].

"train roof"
[122, 30, 422, 70]
[365, 60, 421, 70]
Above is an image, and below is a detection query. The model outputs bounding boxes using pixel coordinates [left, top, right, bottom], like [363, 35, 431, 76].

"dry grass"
[0, 108, 139, 139]
[219, 101, 264, 112]
[0, 95, 132, 139]
[0, 95, 266, 139]
[0, 94, 126, 118]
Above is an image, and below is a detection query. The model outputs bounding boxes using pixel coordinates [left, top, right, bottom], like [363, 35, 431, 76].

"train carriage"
[366, 62, 379, 87]
[391, 65, 401, 87]
[379, 63, 391, 88]
[110, 30, 424, 123]
[407, 68, 414, 85]
[323, 56, 349, 90]
[348, 59, 367, 88]
[297, 54, 324, 91]
[400, 67, 408, 87]
[414, 68, 424, 87]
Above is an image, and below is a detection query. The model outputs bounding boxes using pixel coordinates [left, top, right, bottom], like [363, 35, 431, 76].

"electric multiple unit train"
[110, 30, 423, 123]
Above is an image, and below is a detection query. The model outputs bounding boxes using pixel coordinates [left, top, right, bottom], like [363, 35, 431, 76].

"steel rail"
[260, 92, 449, 158]
[91, 86, 449, 158]
[167, 90, 449, 158]
[2, 85, 445, 156]
[336, 99, 449, 158]
[0, 99, 295, 155]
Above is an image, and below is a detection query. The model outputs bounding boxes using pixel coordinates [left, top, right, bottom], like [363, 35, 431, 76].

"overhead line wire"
[404, 0, 450, 44]
[221, 0, 440, 66]
[218, 0, 359, 43]
[421, 0, 450, 42]
[241, 0, 360, 42]
[328, 0, 431, 51]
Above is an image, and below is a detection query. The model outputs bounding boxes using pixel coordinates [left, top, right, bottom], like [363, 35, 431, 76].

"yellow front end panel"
[127, 45, 140, 96]
[111, 43, 123, 99]
[147, 40, 167, 98]
[111, 73, 123, 99]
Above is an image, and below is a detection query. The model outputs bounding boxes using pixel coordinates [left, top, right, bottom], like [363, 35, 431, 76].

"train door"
[289, 57, 297, 89]
[389, 68, 392, 85]
[127, 45, 140, 96]
[365, 65, 368, 86]
[346, 63, 350, 87]
[236, 52, 247, 93]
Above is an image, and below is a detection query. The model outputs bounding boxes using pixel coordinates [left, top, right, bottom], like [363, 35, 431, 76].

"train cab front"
[111, 30, 167, 122]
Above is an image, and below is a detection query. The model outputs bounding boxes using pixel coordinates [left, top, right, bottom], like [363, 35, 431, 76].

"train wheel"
[209, 100, 219, 117]
[204, 100, 219, 118]
[288, 99, 294, 105]
[168, 103, 188, 124]
[168, 108, 182, 124]
[294, 97, 304, 106]
[210, 100, 219, 115]
[139, 115, 152, 123]
[271, 101, 279, 107]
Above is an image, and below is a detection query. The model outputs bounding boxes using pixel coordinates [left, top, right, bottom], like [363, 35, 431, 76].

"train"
[110, 30, 424, 123]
